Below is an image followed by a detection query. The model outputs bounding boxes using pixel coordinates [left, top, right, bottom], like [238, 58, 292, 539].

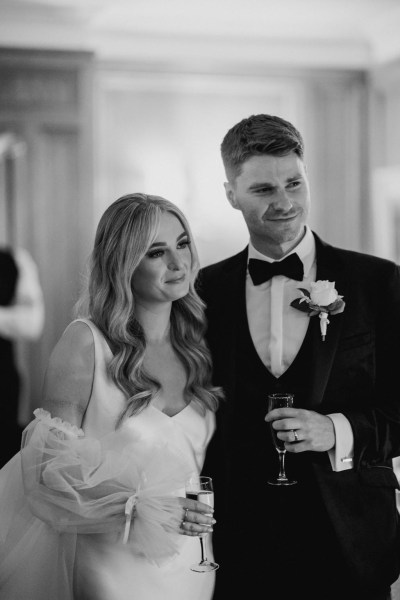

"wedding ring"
[293, 430, 299, 442]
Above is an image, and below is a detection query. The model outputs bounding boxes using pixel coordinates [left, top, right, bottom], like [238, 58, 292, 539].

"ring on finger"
[181, 507, 189, 528]
[292, 430, 299, 442]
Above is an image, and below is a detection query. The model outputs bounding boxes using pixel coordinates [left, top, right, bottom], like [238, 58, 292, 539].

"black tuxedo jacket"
[198, 233, 400, 593]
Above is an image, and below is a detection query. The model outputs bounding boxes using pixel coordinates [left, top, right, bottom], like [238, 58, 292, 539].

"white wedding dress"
[0, 319, 216, 600]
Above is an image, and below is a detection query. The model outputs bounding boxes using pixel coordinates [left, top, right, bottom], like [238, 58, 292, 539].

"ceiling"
[1, 0, 400, 69]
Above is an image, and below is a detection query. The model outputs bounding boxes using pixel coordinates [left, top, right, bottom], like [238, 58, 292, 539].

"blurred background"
[1, 0, 400, 423]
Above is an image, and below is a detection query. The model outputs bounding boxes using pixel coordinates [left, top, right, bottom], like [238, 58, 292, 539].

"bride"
[0, 193, 223, 600]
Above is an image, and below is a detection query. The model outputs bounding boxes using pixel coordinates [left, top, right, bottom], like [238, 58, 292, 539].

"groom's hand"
[265, 407, 335, 452]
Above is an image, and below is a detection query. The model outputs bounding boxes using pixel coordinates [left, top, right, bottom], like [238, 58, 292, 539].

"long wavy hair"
[75, 193, 222, 426]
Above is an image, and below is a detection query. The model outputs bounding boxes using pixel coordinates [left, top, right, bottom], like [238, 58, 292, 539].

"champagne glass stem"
[278, 451, 287, 479]
[199, 536, 207, 563]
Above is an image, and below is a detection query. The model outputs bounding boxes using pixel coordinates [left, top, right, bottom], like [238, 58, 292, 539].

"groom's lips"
[263, 212, 299, 222]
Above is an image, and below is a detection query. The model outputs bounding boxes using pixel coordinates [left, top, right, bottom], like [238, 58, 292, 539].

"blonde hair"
[76, 193, 222, 426]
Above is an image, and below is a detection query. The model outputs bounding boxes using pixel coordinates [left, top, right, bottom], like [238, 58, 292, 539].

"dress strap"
[68, 318, 113, 362]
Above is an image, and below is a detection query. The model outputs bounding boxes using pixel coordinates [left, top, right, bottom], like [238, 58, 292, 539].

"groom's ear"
[224, 182, 239, 209]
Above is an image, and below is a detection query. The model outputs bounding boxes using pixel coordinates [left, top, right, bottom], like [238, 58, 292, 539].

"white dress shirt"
[246, 226, 353, 472]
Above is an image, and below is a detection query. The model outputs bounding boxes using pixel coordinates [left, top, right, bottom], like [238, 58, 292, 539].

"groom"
[198, 114, 400, 600]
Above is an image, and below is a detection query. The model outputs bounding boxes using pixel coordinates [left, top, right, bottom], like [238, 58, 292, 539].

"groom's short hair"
[221, 114, 304, 182]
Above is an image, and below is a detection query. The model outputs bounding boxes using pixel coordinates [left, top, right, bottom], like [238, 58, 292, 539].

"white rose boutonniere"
[290, 280, 345, 341]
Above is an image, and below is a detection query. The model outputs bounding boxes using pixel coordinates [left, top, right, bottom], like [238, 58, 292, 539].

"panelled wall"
[0, 48, 94, 422]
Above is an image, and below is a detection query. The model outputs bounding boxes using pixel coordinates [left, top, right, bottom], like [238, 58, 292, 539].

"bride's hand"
[178, 497, 216, 537]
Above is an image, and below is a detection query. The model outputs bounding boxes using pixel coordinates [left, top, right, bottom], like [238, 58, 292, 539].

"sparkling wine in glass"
[267, 393, 297, 486]
[185, 475, 219, 572]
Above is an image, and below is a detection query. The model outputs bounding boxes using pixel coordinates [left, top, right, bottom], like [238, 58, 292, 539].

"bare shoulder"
[41, 320, 95, 427]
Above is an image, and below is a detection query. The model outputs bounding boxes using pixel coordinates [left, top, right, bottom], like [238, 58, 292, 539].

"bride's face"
[132, 212, 192, 308]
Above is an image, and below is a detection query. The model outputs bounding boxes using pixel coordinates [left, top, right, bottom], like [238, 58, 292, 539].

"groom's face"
[224, 152, 311, 257]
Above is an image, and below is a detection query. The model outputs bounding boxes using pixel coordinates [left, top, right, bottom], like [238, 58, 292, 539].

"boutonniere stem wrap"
[290, 280, 345, 341]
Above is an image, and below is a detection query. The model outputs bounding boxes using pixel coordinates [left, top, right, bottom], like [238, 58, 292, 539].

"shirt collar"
[247, 226, 316, 278]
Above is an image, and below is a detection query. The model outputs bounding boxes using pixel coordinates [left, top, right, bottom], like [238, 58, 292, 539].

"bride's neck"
[135, 303, 172, 344]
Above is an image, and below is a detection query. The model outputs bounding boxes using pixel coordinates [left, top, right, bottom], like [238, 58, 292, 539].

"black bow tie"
[248, 253, 304, 285]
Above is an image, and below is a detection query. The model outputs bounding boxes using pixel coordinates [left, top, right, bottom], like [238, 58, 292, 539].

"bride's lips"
[166, 275, 186, 284]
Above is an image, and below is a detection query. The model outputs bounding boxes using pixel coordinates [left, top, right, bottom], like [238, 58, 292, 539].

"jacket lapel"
[307, 234, 348, 408]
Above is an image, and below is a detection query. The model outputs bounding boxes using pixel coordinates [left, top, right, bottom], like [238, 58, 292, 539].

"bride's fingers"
[181, 520, 215, 536]
[180, 508, 216, 536]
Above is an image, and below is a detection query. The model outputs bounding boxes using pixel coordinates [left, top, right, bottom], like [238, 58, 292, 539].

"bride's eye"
[147, 249, 164, 259]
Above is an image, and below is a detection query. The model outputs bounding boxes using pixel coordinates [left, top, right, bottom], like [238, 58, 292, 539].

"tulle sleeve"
[2, 408, 191, 570]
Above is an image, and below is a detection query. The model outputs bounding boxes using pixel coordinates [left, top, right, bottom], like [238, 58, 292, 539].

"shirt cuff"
[327, 413, 354, 472]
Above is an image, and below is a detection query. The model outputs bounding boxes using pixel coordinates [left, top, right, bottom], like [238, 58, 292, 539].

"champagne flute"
[267, 393, 297, 486]
[185, 475, 219, 572]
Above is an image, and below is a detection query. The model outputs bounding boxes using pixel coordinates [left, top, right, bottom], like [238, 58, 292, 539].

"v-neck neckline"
[150, 401, 192, 419]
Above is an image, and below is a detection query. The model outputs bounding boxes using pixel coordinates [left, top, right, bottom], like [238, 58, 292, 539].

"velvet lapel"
[306, 233, 348, 408]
